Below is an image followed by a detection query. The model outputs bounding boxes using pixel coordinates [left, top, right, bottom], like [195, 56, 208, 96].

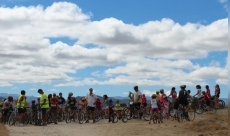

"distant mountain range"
[0, 93, 228, 106]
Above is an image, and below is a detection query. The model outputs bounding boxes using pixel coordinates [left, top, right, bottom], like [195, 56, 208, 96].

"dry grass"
[0, 123, 9, 136]
[185, 112, 228, 136]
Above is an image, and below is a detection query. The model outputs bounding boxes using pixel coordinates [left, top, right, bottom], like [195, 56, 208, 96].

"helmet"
[8, 96, 13, 101]
[196, 85, 201, 89]
[108, 99, 113, 103]
[81, 97, 86, 101]
[59, 92, 62, 95]
[53, 93, 56, 96]
[156, 91, 159, 94]
[68, 92, 73, 96]
[180, 85, 186, 88]
[151, 94, 156, 98]
[215, 84, 219, 87]
[205, 85, 209, 88]
[31, 100, 36, 103]
[160, 89, 164, 93]
[172, 87, 175, 90]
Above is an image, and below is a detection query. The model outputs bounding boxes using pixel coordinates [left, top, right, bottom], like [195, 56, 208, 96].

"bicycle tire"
[78, 112, 85, 124]
[110, 113, 118, 123]
[8, 112, 16, 126]
[152, 115, 157, 124]
[121, 111, 128, 123]
[219, 100, 225, 109]
[65, 112, 71, 123]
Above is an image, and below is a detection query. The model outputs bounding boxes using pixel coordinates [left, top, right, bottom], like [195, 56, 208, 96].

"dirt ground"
[3, 108, 228, 136]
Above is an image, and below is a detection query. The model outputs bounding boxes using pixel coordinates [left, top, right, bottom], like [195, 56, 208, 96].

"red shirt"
[170, 90, 177, 98]
[50, 98, 58, 109]
[204, 94, 210, 101]
[95, 101, 101, 109]
[206, 89, 211, 98]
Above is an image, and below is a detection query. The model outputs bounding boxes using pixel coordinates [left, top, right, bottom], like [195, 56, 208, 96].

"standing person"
[133, 86, 142, 119]
[38, 89, 49, 125]
[108, 99, 114, 123]
[194, 85, 203, 110]
[65, 92, 73, 112]
[149, 94, 161, 124]
[2, 96, 13, 124]
[141, 94, 147, 108]
[168, 87, 177, 106]
[16, 90, 26, 126]
[178, 85, 189, 118]
[102, 95, 109, 117]
[50, 93, 58, 124]
[58, 92, 65, 120]
[68, 96, 78, 121]
[156, 91, 160, 101]
[201, 91, 211, 111]
[205, 85, 211, 98]
[214, 84, 220, 109]
[86, 88, 97, 123]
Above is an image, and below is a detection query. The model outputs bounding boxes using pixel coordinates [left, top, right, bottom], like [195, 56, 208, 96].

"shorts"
[2, 109, 9, 116]
[151, 108, 159, 113]
[179, 99, 188, 106]
[206, 100, 210, 106]
[18, 108, 26, 114]
[133, 102, 141, 109]
[87, 106, 95, 111]
[41, 108, 47, 115]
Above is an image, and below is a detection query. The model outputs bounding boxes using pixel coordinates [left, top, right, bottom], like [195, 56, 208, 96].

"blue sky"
[0, 0, 228, 98]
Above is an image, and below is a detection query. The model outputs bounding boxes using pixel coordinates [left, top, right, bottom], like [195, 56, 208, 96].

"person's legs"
[149, 109, 153, 124]
[41, 108, 47, 124]
[18, 108, 25, 125]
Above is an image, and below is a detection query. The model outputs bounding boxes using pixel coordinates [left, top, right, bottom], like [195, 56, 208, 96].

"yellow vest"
[17, 95, 26, 108]
[40, 93, 49, 108]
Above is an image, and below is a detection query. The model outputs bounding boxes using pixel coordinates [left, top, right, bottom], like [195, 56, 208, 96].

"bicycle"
[78, 108, 100, 124]
[65, 107, 78, 123]
[151, 112, 163, 124]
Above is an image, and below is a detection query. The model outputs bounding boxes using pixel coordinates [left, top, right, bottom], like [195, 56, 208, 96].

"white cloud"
[0, 2, 228, 87]
[218, 0, 227, 3]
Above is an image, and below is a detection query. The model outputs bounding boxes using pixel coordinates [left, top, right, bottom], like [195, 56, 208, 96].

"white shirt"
[3, 100, 11, 109]
[133, 90, 142, 103]
[151, 99, 158, 109]
[86, 93, 97, 107]
[197, 89, 202, 98]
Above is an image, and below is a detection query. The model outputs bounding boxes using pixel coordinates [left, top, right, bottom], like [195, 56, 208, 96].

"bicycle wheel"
[78, 112, 85, 124]
[111, 113, 118, 123]
[187, 108, 195, 121]
[121, 111, 128, 123]
[195, 105, 204, 114]
[209, 101, 217, 114]
[169, 107, 174, 117]
[152, 114, 157, 124]
[8, 112, 16, 126]
[219, 100, 225, 109]
[176, 112, 181, 123]
[142, 110, 150, 121]
[65, 112, 71, 123]
[124, 108, 132, 120]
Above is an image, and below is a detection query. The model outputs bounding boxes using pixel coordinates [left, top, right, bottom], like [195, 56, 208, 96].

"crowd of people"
[0, 84, 221, 126]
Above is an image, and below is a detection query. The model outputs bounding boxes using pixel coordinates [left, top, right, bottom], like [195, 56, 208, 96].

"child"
[163, 97, 170, 119]
[31, 100, 37, 111]
[141, 94, 147, 108]
[78, 97, 87, 112]
[202, 91, 210, 111]
[95, 98, 102, 110]
[149, 94, 161, 124]
[115, 100, 122, 119]
[172, 97, 180, 121]
[108, 99, 114, 123]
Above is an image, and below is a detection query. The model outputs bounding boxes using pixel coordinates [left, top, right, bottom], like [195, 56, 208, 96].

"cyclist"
[194, 85, 203, 110]
[214, 84, 220, 109]
[156, 91, 160, 101]
[115, 100, 122, 119]
[133, 86, 142, 119]
[149, 94, 161, 124]
[16, 90, 26, 126]
[50, 93, 58, 124]
[58, 92, 65, 120]
[108, 99, 114, 123]
[141, 94, 147, 108]
[201, 91, 210, 112]
[102, 95, 109, 117]
[172, 97, 180, 121]
[65, 92, 73, 112]
[78, 97, 87, 112]
[178, 85, 189, 117]
[168, 87, 177, 106]
[38, 89, 49, 125]
[2, 96, 13, 124]
[86, 88, 97, 123]
[68, 96, 78, 121]
[205, 85, 211, 98]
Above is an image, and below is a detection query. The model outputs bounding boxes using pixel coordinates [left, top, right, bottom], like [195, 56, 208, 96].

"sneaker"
[18, 123, 24, 127]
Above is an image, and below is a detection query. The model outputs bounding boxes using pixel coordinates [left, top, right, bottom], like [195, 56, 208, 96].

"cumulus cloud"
[0, 2, 228, 87]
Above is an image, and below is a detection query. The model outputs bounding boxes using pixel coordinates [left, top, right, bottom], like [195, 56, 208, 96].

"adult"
[178, 85, 189, 117]
[86, 88, 97, 123]
[38, 89, 49, 125]
[214, 84, 220, 109]
[102, 94, 109, 117]
[58, 92, 66, 118]
[168, 87, 177, 106]
[159, 89, 166, 104]
[194, 85, 203, 110]
[133, 86, 142, 119]
[2, 96, 13, 123]
[50, 93, 58, 124]
[16, 90, 26, 126]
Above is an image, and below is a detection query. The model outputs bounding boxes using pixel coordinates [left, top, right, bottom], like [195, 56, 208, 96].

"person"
[214, 84, 220, 109]
[141, 94, 147, 108]
[133, 86, 142, 119]
[149, 94, 161, 124]
[50, 93, 58, 124]
[172, 97, 180, 121]
[58, 92, 65, 120]
[102, 94, 109, 117]
[31, 100, 37, 112]
[168, 87, 177, 106]
[201, 91, 210, 111]
[16, 90, 26, 126]
[194, 85, 203, 110]
[156, 91, 160, 101]
[65, 92, 73, 112]
[2, 96, 13, 123]
[95, 98, 102, 111]
[38, 89, 49, 125]
[108, 99, 114, 123]
[68, 96, 78, 121]
[78, 97, 87, 112]
[163, 96, 170, 119]
[178, 85, 189, 118]
[86, 88, 97, 123]
[115, 100, 122, 119]
[159, 89, 166, 104]
[205, 85, 211, 98]
[187, 90, 192, 102]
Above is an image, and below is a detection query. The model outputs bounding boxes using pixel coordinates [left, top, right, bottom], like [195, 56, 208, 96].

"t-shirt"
[115, 103, 122, 110]
[173, 100, 180, 109]
[50, 97, 58, 109]
[179, 89, 187, 99]
[170, 90, 177, 99]
[86, 93, 97, 107]
[206, 89, 211, 98]
[78, 100, 87, 110]
[108, 104, 114, 113]
[58, 97, 66, 105]
[95, 101, 102, 109]
[151, 98, 158, 109]
[142, 97, 146, 104]
[204, 94, 210, 101]
[3, 100, 11, 109]
[160, 94, 166, 103]
[133, 91, 142, 103]
[197, 89, 202, 98]
[156, 94, 160, 101]
[69, 99, 77, 107]
[31, 103, 37, 111]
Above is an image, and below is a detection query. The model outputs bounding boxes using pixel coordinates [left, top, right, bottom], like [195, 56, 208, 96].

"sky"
[0, 0, 228, 98]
